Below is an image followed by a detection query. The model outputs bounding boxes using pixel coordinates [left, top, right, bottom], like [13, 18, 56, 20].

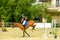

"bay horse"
[13, 20, 36, 37]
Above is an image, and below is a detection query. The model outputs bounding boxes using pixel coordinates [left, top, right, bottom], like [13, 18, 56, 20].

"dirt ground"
[0, 27, 60, 40]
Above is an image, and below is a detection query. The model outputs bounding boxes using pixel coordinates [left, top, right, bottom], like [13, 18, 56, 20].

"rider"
[21, 14, 27, 30]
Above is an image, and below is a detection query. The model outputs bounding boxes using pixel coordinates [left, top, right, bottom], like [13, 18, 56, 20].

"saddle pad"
[25, 21, 28, 26]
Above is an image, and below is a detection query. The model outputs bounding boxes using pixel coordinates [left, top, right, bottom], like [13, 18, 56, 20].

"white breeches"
[22, 20, 26, 25]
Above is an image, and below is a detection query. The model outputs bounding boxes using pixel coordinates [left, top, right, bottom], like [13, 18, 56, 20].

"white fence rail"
[35, 23, 52, 28]
[0, 22, 52, 28]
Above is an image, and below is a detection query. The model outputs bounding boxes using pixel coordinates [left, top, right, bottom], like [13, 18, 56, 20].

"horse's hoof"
[22, 36, 25, 37]
[29, 36, 30, 37]
[28, 35, 30, 37]
[50, 32, 52, 34]
[54, 35, 57, 39]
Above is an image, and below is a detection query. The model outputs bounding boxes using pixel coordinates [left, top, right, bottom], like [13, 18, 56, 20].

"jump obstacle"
[50, 19, 58, 39]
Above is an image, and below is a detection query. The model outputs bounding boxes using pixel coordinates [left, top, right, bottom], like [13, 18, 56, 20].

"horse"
[13, 20, 36, 37]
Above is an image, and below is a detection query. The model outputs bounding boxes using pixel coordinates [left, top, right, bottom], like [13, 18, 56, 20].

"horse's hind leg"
[23, 31, 25, 37]
[24, 31, 30, 37]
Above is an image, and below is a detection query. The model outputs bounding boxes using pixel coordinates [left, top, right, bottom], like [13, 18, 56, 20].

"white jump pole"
[50, 19, 56, 37]
[43, 18, 47, 38]
[50, 20, 54, 36]
[53, 19, 56, 35]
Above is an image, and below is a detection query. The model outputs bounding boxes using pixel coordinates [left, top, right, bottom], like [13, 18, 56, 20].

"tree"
[0, 0, 51, 22]
[0, 0, 36, 22]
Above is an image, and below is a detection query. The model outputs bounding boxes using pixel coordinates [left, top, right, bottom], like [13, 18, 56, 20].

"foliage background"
[0, 0, 52, 22]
